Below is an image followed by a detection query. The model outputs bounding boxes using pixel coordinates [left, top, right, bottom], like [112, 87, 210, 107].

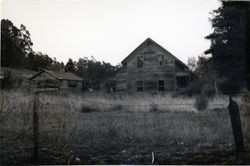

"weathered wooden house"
[29, 69, 83, 91]
[101, 38, 196, 93]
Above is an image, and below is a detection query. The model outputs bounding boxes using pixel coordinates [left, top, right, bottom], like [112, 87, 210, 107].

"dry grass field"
[0, 90, 248, 164]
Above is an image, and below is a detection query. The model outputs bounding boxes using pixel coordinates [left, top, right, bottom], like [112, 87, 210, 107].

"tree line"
[187, 1, 250, 94]
[1, 19, 120, 90]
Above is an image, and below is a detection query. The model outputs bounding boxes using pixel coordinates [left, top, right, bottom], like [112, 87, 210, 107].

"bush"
[111, 104, 123, 111]
[149, 104, 159, 112]
[181, 78, 216, 97]
[201, 83, 216, 98]
[194, 94, 209, 111]
[81, 105, 97, 113]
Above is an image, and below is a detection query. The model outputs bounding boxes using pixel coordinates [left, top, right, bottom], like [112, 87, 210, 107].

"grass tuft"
[194, 94, 209, 111]
[81, 105, 97, 113]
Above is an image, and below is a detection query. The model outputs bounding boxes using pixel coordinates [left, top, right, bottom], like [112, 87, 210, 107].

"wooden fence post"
[32, 91, 39, 162]
[245, 92, 250, 148]
[228, 97, 245, 152]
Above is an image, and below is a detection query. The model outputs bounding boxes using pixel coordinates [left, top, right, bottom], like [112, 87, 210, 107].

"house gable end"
[121, 38, 189, 69]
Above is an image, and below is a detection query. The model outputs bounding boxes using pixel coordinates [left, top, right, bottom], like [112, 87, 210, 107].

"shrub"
[81, 105, 97, 113]
[181, 78, 217, 97]
[180, 78, 207, 96]
[194, 94, 209, 111]
[149, 104, 159, 112]
[202, 83, 216, 97]
[111, 104, 123, 111]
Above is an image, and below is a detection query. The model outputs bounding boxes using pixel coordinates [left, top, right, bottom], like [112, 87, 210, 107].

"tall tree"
[1, 19, 33, 67]
[75, 57, 120, 90]
[65, 58, 76, 73]
[195, 55, 217, 79]
[47, 58, 65, 72]
[205, 1, 250, 93]
[25, 51, 54, 71]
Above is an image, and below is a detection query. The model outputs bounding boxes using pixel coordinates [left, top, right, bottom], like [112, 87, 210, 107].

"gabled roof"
[121, 38, 189, 69]
[29, 69, 83, 81]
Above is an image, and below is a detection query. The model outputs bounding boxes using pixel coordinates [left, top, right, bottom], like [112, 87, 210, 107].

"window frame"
[111, 80, 117, 92]
[67, 80, 78, 88]
[158, 80, 165, 91]
[159, 55, 165, 67]
[136, 80, 144, 92]
[137, 55, 144, 68]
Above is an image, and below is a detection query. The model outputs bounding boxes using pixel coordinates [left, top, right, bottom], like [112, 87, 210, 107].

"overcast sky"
[1, 0, 221, 65]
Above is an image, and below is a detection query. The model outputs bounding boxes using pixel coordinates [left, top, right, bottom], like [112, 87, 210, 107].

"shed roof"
[29, 69, 83, 81]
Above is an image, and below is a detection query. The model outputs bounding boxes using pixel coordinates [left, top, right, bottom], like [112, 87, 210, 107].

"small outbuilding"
[29, 69, 83, 91]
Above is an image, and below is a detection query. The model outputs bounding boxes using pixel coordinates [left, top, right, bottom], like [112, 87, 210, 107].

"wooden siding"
[108, 42, 177, 92]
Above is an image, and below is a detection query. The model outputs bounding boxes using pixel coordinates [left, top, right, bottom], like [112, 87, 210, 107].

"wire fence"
[0, 91, 248, 164]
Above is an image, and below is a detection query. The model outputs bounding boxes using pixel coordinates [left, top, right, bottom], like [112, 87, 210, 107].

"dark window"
[137, 80, 144, 92]
[111, 81, 117, 92]
[159, 55, 164, 67]
[158, 80, 165, 91]
[68, 80, 78, 88]
[137, 55, 144, 68]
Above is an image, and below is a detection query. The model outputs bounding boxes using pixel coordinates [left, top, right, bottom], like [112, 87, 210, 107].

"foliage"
[180, 77, 216, 96]
[187, 57, 197, 71]
[65, 58, 76, 73]
[81, 105, 97, 113]
[1, 19, 65, 72]
[205, 1, 250, 93]
[75, 57, 120, 90]
[111, 104, 123, 111]
[25, 51, 64, 71]
[1, 19, 32, 67]
[201, 83, 216, 98]
[149, 104, 159, 112]
[195, 55, 217, 79]
[194, 93, 209, 111]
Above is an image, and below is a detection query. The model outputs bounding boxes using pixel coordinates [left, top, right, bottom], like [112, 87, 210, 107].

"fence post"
[32, 91, 39, 163]
[228, 97, 245, 152]
[245, 92, 250, 148]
